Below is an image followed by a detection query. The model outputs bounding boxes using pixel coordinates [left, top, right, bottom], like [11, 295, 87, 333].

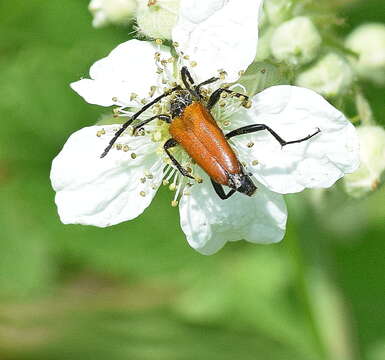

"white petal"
[50, 125, 164, 227]
[179, 175, 287, 255]
[230, 86, 360, 194]
[71, 40, 170, 107]
[173, 0, 263, 83]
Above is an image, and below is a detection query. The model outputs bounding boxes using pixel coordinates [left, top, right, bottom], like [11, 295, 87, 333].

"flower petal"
[179, 174, 287, 255]
[71, 40, 170, 107]
[50, 125, 164, 227]
[230, 85, 360, 194]
[173, 0, 263, 83]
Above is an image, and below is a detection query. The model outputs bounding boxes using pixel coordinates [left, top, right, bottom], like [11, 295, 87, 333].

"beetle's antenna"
[181, 66, 200, 100]
[100, 85, 181, 158]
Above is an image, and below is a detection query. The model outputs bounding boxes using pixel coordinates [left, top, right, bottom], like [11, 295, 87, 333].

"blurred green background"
[0, 0, 384, 359]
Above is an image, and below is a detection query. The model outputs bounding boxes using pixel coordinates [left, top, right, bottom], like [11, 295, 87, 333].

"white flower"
[270, 16, 322, 65]
[89, 0, 137, 28]
[345, 23, 385, 85]
[295, 53, 353, 98]
[51, 2, 359, 255]
[344, 126, 385, 198]
[136, 0, 181, 40]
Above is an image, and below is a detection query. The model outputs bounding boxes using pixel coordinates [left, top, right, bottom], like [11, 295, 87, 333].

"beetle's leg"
[211, 179, 236, 200]
[100, 85, 181, 158]
[164, 138, 195, 179]
[207, 88, 249, 110]
[195, 76, 219, 96]
[181, 66, 200, 100]
[132, 114, 171, 135]
[226, 124, 321, 146]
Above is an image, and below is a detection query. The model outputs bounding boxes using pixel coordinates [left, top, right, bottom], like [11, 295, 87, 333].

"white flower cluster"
[51, 0, 366, 254]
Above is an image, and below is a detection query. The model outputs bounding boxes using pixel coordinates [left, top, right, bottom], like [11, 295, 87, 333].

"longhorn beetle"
[101, 66, 320, 200]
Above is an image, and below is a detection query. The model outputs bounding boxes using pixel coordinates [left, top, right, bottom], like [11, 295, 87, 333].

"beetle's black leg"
[207, 88, 249, 110]
[164, 138, 195, 179]
[211, 179, 236, 200]
[226, 124, 321, 146]
[181, 66, 200, 100]
[195, 76, 219, 96]
[132, 114, 171, 135]
[100, 85, 181, 158]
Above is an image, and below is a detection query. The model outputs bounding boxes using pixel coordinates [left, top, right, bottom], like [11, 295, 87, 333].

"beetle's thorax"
[169, 90, 193, 118]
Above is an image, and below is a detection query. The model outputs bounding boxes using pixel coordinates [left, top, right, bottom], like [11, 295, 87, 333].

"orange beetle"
[101, 66, 320, 199]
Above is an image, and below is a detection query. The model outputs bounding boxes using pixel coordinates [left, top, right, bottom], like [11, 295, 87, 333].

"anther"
[163, 179, 169, 186]
[112, 96, 118, 102]
[247, 142, 254, 148]
[220, 92, 228, 98]
[148, 0, 157, 6]
[116, 144, 122, 150]
[140, 191, 146, 197]
[154, 52, 161, 60]
[261, 68, 266, 74]
[155, 39, 163, 45]
[243, 100, 252, 109]
[130, 93, 138, 101]
[223, 120, 231, 127]
[251, 160, 259, 166]
[123, 145, 129, 152]
[183, 55, 190, 60]
[140, 178, 146, 183]
[195, 177, 203, 184]
[238, 70, 245, 76]
[169, 183, 176, 191]
[171, 200, 178, 207]
[141, 98, 148, 105]
[131, 153, 137, 159]
[190, 61, 197, 67]
[172, 42, 179, 47]
[149, 86, 157, 97]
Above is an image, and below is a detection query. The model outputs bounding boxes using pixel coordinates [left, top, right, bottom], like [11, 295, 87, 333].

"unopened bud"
[295, 53, 353, 98]
[345, 23, 385, 85]
[264, 0, 293, 25]
[136, 0, 180, 40]
[344, 126, 385, 197]
[89, 0, 137, 27]
[271, 17, 321, 65]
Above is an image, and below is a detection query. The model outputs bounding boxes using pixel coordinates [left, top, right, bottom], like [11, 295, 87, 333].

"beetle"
[100, 66, 320, 200]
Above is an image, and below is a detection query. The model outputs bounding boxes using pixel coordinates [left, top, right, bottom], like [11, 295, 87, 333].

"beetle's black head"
[228, 172, 257, 197]
[169, 90, 192, 118]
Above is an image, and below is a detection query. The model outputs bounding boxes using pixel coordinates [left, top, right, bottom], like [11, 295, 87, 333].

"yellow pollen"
[243, 100, 252, 109]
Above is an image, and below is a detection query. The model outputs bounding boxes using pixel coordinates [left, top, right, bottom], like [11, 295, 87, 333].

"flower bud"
[295, 53, 353, 98]
[264, 0, 292, 25]
[344, 126, 385, 198]
[89, 0, 137, 28]
[271, 16, 322, 65]
[136, 0, 180, 40]
[345, 23, 385, 85]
